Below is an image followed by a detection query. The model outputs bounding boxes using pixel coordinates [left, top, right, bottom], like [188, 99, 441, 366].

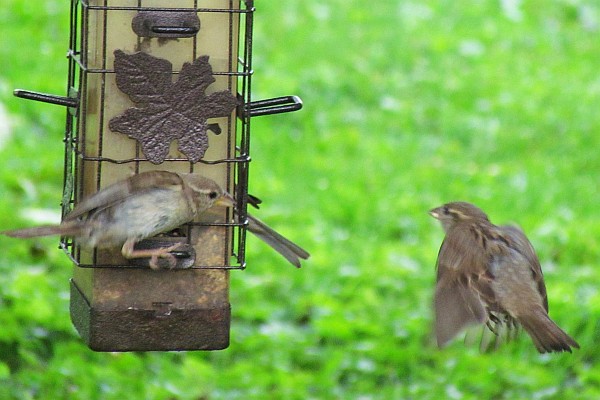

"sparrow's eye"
[443, 206, 450, 215]
[208, 191, 219, 200]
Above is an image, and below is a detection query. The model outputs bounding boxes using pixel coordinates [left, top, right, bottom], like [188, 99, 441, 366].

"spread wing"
[498, 224, 548, 312]
[434, 224, 496, 346]
[65, 171, 184, 221]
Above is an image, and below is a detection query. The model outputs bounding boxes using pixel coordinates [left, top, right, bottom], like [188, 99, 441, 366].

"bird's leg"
[486, 312, 502, 336]
[121, 238, 183, 270]
[504, 316, 520, 341]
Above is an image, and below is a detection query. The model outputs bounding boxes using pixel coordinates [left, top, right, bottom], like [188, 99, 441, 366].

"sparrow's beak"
[429, 208, 440, 219]
[215, 192, 235, 208]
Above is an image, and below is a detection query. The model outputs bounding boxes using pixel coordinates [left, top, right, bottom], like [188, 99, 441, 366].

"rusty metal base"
[70, 279, 230, 352]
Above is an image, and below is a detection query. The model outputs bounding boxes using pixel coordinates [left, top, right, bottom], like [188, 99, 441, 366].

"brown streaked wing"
[435, 224, 494, 345]
[468, 269, 499, 313]
[435, 273, 488, 346]
[499, 225, 548, 312]
[436, 223, 489, 278]
[65, 171, 184, 221]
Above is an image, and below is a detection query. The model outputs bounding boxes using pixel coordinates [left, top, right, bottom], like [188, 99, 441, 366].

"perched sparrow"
[3, 171, 309, 269]
[429, 201, 579, 353]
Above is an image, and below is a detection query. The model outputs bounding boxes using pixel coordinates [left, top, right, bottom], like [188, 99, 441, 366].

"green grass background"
[1, 0, 600, 398]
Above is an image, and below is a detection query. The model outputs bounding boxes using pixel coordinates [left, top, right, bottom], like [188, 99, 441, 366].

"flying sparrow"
[3, 171, 309, 269]
[429, 201, 579, 353]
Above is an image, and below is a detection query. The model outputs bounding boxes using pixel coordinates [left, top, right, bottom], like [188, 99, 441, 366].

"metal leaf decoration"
[109, 50, 238, 164]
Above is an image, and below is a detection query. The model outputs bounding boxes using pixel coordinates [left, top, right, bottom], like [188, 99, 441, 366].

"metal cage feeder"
[14, 0, 302, 352]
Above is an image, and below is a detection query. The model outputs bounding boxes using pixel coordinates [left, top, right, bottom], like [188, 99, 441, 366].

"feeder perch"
[13, 0, 302, 352]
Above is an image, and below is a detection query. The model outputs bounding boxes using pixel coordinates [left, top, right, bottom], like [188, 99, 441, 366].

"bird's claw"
[147, 243, 183, 270]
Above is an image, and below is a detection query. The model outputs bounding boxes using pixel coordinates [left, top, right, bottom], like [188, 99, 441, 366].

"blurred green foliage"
[1, 0, 600, 399]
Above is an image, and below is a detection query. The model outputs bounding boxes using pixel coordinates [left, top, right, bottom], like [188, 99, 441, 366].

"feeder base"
[70, 279, 231, 352]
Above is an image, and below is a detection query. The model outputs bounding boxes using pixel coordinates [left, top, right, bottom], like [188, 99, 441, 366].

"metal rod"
[13, 89, 79, 108]
[246, 95, 303, 117]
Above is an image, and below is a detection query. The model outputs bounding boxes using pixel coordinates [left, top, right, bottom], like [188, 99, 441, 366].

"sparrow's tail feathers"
[246, 214, 309, 268]
[2, 221, 82, 239]
[520, 308, 579, 353]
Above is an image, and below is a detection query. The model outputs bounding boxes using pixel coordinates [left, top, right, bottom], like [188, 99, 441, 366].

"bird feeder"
[14, 0, 302, 351]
